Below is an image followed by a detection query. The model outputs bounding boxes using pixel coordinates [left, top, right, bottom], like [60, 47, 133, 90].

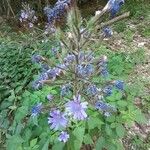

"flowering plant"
[19, 3, 38, 28]
[28, 0, 146, 149]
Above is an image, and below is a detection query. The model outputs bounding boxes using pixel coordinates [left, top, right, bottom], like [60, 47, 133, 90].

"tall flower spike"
[48, 110, 68, 130]
[65, 94, 88, 120]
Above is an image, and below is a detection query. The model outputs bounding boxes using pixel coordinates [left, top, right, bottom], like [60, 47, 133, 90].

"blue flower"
[41, 64, 50, 72]
[60, 84, 71, 96]
[58, 131, 69, 143]
[51, 47, 58, 56]
[32, 80, 43, 90]
[95, 101, 109, 111]
[114, 80, 124, 90]
[64, 54, 75, 64]
[44, 0, 72, 24]
[76, 64, 94, 78]
[39, 72, 49, 81]
[47, 69, 57, 80]
[101, 68, 109, 77]
[95, 101, 116, 112]
[87, 84, 98, 96]
[103, 85, 113, 96]
[48, 110, 68, 130]
[103, 27, 113, 37]
[31, 103, 42, 117]
[32, 54, 43, 63]
[97, 55, 109, 78]
[107, 0, 125, 18]
[65, 94, 88, 120]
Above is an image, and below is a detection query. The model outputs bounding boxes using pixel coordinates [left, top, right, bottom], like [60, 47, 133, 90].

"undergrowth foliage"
[4, 0, 147, 150]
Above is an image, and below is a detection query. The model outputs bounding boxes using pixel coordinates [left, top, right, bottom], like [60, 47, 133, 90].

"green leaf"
[52, 142, 65, 150]
[73, 127, 85, 150]
[6, 135, 24, 150]
[96, 136, 105, 150]
[42, 139, 50, 150]
[106, 116, 116, 123]
[50, 90, 57, 94]
[134, 110, 147, 123]
[105, 125, 113, 136]
[117, 101, 128, 107]
[116, 124, 125, 138]
[83, 134, 93, 145]
[115, 92, 123, 100]
[88, 117, 104, 130]
[30, 138, 38, 147]
[15, 106, 28, 122]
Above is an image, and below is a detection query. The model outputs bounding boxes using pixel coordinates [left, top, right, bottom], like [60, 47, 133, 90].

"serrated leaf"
[105, 125, 112, 136]
[117, 101, 128, 107]
[115, 92, 123, 100]
[73, 127, 85, 150]
[15, 106, 28, 122]
[6, 135, 24, 150]
[116, 124, 125, 138]
[134, 109, 147, 123]
[83, 134, 93, 145]
[42, 139, 50, 150]
[30, 138, 38, 147]
[96, 136, 105, 150]
[88, 117, 104, 130]
[52, 142, 65, 150]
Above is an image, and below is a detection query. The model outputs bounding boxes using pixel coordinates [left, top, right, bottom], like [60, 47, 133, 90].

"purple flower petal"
[58, 131, 69, 143]
[48, 110, 68, 130]
[65, 94, 88, 120]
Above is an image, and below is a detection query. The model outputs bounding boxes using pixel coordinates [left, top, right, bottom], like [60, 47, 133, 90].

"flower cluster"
[19, 4, 37, 28]
[95, 101, 116, 116]
[107, 0, 125, 18]
[44, 0, 73, 25]
[32, 54, 44, 63]
[97, 55, 109, 78]
[44, 0, 73, 34]
[87, 84, 98, 96]
[48, 110, 68, 130]
[61, 84, 72, 96]
[103, 27, 113, 38]
[76, 64, 94, 78]
[65, 94, 88, 120]
[58, 131, 69, 143]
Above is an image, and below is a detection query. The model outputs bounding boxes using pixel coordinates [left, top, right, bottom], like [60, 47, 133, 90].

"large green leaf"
[52, 142, 65, 150]
[95, 136, 105, 150]
[73, 127, 85, 150]
[116, 124, 125, 138]
[88, 117, 104, 130]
